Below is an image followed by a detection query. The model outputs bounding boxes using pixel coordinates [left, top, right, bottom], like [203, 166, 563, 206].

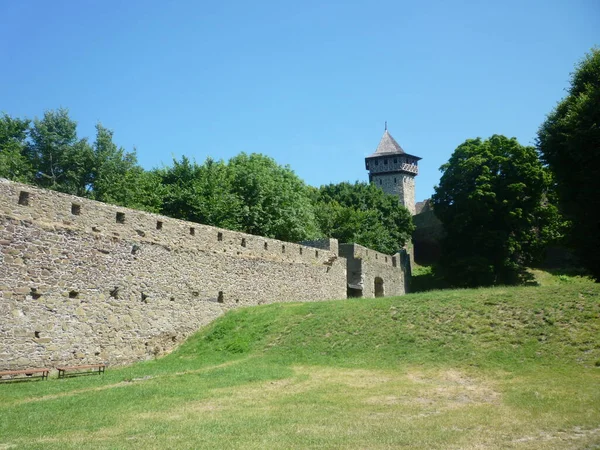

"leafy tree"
[537, 48, 600, 280]
[228, 153, 320, 241]
[314, 181, 414, 255]
[27, 108, 94, 196]
[0, 113, 32, 182]
[432, 135, 554, 287]
[158, 156, 242, 229]
[89, 123, 144, 206]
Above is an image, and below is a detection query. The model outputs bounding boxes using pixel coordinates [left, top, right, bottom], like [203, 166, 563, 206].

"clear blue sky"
[1, 0, 598, 202]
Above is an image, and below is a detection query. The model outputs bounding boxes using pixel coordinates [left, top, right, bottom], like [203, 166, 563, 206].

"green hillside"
[1, 277, 599, 449]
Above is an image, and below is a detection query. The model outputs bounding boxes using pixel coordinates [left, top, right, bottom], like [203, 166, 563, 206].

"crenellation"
[0, 178, 409, 371]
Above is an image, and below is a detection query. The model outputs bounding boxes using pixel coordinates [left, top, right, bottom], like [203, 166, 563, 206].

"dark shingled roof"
[366, 130, 422, 161]
[368, 130, 405, 157]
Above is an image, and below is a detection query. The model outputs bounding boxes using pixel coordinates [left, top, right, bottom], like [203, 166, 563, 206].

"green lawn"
[1, 275, 599, 449]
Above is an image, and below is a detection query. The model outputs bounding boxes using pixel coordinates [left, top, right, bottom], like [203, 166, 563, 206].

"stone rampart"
[339, 243, 407, 297]
[0, 179, 347, 370]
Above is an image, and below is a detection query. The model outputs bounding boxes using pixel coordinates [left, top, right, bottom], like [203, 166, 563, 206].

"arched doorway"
[374, 277, 384, 297]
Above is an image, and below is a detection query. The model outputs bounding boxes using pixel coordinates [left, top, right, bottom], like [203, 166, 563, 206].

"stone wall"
[0, 179, 347, 370]
[371, 173, 416, 215]
[339, 244, 407, 298]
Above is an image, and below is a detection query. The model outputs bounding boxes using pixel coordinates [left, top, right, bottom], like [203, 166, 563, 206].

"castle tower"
[365, 127, 421, 215]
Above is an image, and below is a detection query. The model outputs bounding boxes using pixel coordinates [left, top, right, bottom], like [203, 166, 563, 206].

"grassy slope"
[1, 276, 599, 449]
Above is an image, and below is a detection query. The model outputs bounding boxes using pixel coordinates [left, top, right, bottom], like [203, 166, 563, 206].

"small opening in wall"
[18, 191, 30, 206]
[384, 159, 388, 165]
[192, 291, 199, 297]
[299, 247, 303, 255]
[315, 250, 319, 258]
[30, 288, 41, 299]
[394, 178, 397, 184]
[379, 180, 382, 185]
[217, 232, 223, 241]
[385, 257, 388, 263]
[71, 203, 81, 215]
[109, 287, 119, 299]
[282, 245, 286, 253]
[170, 296, 175, 302]
[392, 256, 397, 267]
[241, 238, 246, 247]
[116, 212, 125, 224]
[217, 291, 224, 303]
[394, 158, 397, 164]
[189, 227, 195, 236]
[131, 244, 140, 255]
[69, 290, 79, 299]
[264, 242, 268, 250]
[375, 254, 378, 259]
[141, 292, 149, 302]
[34, 331, 41, 338]
[156, 221, 163, 230]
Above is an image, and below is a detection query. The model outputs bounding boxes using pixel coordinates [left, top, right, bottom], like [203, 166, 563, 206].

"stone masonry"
[0, 179, 408, 370]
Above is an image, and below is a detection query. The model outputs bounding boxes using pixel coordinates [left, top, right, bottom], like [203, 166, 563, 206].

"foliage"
[432, 135, 557, 287]
[227, 153, 320, 241]
[89, 124, 149, 208]
[157, 156, 242, 230]
[0, 113, 32, 182]
[27, 108, 95, 196]
[313, 181, 414, 255]
[537, 48, 600, 281]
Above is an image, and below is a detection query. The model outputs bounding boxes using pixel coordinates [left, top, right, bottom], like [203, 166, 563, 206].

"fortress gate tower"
[365, 127, 421, 215]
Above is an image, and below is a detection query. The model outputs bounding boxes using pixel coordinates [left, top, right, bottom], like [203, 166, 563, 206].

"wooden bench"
[0, 368, 50, 381]
[57, 364, 106, 379]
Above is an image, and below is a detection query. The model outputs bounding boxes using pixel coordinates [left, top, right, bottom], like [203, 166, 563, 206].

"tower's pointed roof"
[371, 130, 405, 156]
[366, 129, 421, 160]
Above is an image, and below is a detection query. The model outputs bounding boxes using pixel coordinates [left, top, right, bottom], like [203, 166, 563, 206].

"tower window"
[394, 158, 397, 164]
[375, 160, 379, 166]
[379, 180, 382, 185]
[384, 159, 388, 165]
[366, 162, 369, 169]
[394, 178, 397, 183]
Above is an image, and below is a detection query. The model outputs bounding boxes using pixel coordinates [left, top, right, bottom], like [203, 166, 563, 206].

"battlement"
[339, 243, 400, 267]
[0, 179, 408, 371]
[0, 179, 337, 265]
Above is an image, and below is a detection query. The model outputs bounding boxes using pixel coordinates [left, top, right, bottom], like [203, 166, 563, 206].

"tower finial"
[385, 121, 387, 131]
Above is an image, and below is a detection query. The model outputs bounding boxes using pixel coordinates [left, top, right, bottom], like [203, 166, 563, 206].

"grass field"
[1, 272, 599, 449]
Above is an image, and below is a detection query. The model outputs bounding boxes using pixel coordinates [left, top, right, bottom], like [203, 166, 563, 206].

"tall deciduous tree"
[0, 113, 32, 182]
[432, 135, 555, 287]
[228, 153, 320, 241]
[158, 156, 241, 229]
[27, 108, 94, 196]
[314, 181, 414, 255]
[537, 49, 600, 280]
[91, 124, 138, 202]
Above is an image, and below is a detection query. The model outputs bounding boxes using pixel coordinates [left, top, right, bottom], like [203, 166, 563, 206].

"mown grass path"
[1, 280, 599, 449]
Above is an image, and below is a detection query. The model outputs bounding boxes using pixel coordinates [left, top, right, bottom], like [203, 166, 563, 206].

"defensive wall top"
[339, 243, 401, 268]
[0, 179, 401, 268]
[0, 179, 340, 265]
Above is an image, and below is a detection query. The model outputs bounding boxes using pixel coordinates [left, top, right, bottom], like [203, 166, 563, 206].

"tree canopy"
[432, 135, 557, 287]
[0, 108, 416, 253]
[537, 48, 600, 280]
[313, 181, 414, 255]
